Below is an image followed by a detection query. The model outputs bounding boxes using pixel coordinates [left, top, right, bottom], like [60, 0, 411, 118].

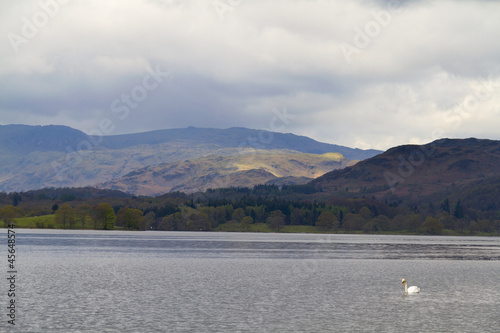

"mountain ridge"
[0, 124, 380, 159]
[96, 126, 380, 160]
[0, 124, 381, 193]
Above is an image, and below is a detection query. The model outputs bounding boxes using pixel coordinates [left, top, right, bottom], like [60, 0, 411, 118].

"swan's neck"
[404, 282, 408, 294]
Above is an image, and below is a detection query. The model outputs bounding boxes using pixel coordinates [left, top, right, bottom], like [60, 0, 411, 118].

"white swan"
[402, 278, 420, 294]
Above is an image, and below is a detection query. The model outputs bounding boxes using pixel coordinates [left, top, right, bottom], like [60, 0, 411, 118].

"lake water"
[2, 230, 500, 332]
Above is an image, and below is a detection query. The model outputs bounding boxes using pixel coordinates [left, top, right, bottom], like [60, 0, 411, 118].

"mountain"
[0, 124, 381, 193]
[100, 151, 349, 196]
[310, 138, 500, 201]
[97, 126, 380, 160]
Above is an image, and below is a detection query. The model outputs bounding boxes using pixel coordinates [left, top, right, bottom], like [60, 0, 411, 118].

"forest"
[1, 185, 499, 235]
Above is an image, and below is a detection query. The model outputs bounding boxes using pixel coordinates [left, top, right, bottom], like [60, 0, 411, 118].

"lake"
[3, 230, 500, 332]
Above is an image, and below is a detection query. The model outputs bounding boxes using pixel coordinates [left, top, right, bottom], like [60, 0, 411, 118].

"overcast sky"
[1, 0, 499, 150]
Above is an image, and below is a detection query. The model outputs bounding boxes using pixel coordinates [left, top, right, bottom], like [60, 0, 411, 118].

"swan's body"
[402, 278, 420, 294]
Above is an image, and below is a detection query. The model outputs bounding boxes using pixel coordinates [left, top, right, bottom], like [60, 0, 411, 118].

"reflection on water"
[5, 230, 500, 332]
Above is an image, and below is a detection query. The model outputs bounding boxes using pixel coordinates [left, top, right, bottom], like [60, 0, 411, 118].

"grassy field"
[13, 215, 56, 228]
[10, 215, 96, 229]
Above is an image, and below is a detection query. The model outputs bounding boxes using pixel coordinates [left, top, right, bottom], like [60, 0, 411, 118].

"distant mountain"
[310, 138, 500, 201]
[0, 124, 381, 193]
[97, 126, 380, 160]
[0, 124, 90, 154]
[100, 151, 349, 196]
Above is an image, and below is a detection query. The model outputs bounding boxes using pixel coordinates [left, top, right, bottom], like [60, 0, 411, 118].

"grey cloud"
[1, 0, 500, 150]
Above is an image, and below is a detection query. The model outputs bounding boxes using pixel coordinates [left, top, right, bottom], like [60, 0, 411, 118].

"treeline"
[1, 186, 500, 235]
[157, 193, 500, 234]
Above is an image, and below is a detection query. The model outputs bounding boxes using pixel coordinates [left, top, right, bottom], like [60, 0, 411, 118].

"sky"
[1, 0, 499, 150]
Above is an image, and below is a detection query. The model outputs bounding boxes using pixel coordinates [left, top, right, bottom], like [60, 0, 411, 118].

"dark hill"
[310, 138, 500, 200]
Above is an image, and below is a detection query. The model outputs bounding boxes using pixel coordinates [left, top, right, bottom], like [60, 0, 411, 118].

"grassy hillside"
[100, 150, 348, 195]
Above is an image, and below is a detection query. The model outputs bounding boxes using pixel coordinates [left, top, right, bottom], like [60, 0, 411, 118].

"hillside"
[311, 138, 500, 201]
[0, 125, 380, 193]
[100, 150, 349, 196]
